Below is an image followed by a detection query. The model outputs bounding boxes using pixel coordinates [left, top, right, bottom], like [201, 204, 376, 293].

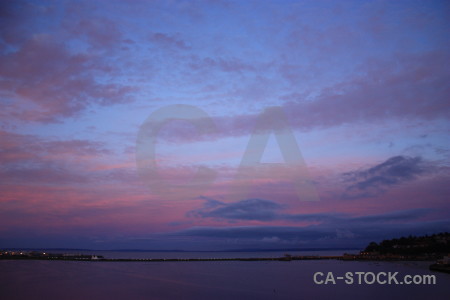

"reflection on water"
[1, 253, 449, 300]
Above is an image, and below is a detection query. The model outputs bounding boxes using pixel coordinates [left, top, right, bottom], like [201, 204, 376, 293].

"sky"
[1, 0, 449, 251]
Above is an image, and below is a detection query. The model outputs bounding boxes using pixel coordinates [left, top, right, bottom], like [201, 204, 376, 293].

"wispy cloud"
[188, 197, 434, 225]
[342, 156, 429, 199]
[188, 198, 283, 221]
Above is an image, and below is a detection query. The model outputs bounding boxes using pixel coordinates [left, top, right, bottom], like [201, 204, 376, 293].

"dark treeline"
[364, 232, 450, 255]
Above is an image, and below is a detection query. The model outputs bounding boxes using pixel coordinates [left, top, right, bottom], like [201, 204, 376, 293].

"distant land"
[362, 232, 450, 256]
[2, 232, 449, 255]
[2, 232, 448, 268]
[2, 233, 450, 275]
[0, 247, 360, 253]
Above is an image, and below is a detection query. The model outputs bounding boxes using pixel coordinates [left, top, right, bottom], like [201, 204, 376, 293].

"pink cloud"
[0, 151, 448, 240]
[0, 130, 117, 186]
[0, 131, 110, 162]
[213, 51, 449, 142]
[0, 32, 135, 123]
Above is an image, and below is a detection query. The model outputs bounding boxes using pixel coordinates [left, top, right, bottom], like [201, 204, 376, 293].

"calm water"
[1, 252, 449, 299]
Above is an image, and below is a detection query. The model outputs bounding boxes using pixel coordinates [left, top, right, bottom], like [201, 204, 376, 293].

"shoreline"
[0, 255, 437, 262]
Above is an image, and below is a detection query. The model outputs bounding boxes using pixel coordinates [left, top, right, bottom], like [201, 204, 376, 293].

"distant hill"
[363, 232, 450, 255]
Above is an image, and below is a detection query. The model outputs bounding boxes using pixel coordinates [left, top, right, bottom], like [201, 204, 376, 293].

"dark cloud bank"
[176, 155, 448, 249]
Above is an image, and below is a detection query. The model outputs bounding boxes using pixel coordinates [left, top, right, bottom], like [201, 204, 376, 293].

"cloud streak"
[188, 198, 283, 221]
[342, 156, 429, 199]
[188, 197, 435, 225]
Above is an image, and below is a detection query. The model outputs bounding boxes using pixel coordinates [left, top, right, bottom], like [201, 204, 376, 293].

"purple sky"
[1, 0, 449, 250]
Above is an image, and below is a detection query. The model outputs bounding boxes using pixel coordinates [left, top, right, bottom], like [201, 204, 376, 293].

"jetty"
[0, 251, 342, 262]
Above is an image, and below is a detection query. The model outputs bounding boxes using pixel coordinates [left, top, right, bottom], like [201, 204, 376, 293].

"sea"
[1, 250, 449, 299]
